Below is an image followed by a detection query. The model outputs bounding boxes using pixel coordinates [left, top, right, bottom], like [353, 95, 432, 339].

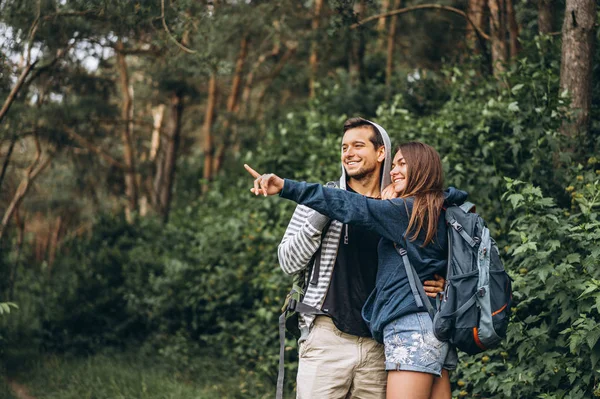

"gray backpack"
[396, 202, 512, 355]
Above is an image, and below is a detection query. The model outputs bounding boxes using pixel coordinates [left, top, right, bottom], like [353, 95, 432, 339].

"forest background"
[0, 0, 599, 398]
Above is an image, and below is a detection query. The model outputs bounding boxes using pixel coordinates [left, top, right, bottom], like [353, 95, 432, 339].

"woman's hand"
[244, 164, 284, 196]
[381, 183, 398, 200]
[423, 274, 445, 298]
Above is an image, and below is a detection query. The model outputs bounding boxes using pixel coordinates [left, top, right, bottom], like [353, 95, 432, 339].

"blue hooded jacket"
[280, 179, 468, 343]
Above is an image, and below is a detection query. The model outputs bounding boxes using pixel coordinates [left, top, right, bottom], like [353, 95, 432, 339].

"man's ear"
[377, 146, 386, 163]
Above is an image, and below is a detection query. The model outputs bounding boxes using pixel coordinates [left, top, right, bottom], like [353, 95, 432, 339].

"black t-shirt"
[321, 186, 380, 337]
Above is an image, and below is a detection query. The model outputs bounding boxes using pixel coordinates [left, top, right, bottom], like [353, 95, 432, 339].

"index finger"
[244, 164, 262, 178]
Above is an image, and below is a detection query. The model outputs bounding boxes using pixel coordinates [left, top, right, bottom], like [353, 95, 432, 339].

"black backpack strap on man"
[276, 180, 338, 399]
[276, 255, 328, 399]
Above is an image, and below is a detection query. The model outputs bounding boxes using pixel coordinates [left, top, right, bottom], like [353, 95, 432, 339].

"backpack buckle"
[478, 287, 486, 297]
[398, 248, 407, 256]
[288, 299, 297, 311]
[450, 220, 463, 232]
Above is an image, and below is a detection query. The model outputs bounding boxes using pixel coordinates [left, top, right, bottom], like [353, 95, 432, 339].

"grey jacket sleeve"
[277, 204, 330, 275]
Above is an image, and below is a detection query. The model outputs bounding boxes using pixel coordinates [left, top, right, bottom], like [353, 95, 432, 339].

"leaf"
[507, 193, 524, 208]
[538, 269, 549, 284]
[566, 254, 581, 264]
[514, 242, 537, 255]
[547, 240, 561, 251]
[570, 334, 581, 354]
[511, 84, 524, 94]
[508, 102, 520, 112]
[592, 348, 600, 368]
[578, 284, 598, 299]
[523, 315, 540, 324]
[587, 328, 600, 349]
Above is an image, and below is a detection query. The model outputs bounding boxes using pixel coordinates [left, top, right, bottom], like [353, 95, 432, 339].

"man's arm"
[277, 204, 330, 275]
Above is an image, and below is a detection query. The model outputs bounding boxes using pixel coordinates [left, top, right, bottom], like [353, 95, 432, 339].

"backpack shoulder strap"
[309, 219, 331, 286]
[277, 303, 325, 399]
[460, 202, 476, 213]
[278, 180, 340, 399]
[393, 242, 435, 320]
[445, 204, 479, 248]
[308, 180, 339, 286]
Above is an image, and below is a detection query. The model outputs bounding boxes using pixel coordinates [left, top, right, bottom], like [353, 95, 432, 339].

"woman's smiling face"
[390, 150, 408, 194]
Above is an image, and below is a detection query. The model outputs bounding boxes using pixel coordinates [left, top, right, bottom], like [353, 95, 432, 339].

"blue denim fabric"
[383, 312, 458, 376]
[281, 180, 468, 343]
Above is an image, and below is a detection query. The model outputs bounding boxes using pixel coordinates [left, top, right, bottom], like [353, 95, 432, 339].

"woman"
[245, 142, 467, 399]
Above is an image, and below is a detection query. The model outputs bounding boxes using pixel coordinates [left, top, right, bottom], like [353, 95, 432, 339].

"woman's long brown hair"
[396, 142, 445, 246]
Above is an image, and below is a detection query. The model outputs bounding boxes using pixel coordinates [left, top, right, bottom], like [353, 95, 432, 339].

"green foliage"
[374, 37, 568, 241]
[454, 171, 600, 399]
[0, 302, 18, 316]
[1, 1, 599, 390]
[2, 348, 277, 399]
[0, 301, 18, 356]
[39, 214, 166, 353]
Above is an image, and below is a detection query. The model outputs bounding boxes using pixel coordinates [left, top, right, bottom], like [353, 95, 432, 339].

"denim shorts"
[383, 312, 458, 376]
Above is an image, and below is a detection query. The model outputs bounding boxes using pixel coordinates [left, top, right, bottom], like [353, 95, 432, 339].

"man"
[277, 117, 444, 398]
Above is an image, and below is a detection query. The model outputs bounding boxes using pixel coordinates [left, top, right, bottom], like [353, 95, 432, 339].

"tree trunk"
[156, 92, 183, 222]
[538, 0, 553, 34]
[466, 0, 487, 52]
[242, 43, 281, 117]
[376, 0, 390, 51]
[386, 0, 402, 87]
[309, 0, 324, 98]
[1, 44, 71, 128]
[559, 0, 596, 136]
[63, 126, 125, 169]
[213, 36, 248, 176]
[0, 136, 16, 193]
[489, 0, 508, 76]
[142, 104, 165, 217]
[350, 0, 367, 84]
[213, 130, 230, 176]
[227, 37, 248, 116]
[201, 74, 218, 194]
[150, 105, 165, 162]
[47, 216, 62, 267]
[254, 43, 298, 118]
[0, 61, 37, 127]
[8, 207, 25, 301]
[116, 40, 138, 221]
[0, 138, 51, 242]
[506, 0, 520, 59]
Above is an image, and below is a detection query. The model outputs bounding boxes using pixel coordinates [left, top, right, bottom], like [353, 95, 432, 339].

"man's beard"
[346, 164, 377, 182]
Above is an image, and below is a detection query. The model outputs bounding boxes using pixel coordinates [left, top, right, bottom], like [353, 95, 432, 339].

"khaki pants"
[296, 316, 387, 399]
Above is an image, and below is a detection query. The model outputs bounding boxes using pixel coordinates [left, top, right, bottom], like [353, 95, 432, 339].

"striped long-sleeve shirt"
[277, 203, 344, 337]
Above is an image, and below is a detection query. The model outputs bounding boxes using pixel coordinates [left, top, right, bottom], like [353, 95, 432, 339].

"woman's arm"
[244, 164, 410, 243]
[245, 165, 446, 295]
[280, 179, 410, 243]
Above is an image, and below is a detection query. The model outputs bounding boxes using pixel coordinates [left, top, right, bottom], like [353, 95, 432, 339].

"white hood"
[338, 119, 392, 193]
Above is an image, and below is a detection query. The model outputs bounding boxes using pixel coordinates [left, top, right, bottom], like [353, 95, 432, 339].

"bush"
[29, 34, 600, 398]
[453, 170, 600, 398]
[39, 214, 166, 353]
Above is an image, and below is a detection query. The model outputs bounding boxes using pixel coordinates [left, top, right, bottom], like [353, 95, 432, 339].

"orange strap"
[473, 327, 487, 350]
[492, 303, 508, 317]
